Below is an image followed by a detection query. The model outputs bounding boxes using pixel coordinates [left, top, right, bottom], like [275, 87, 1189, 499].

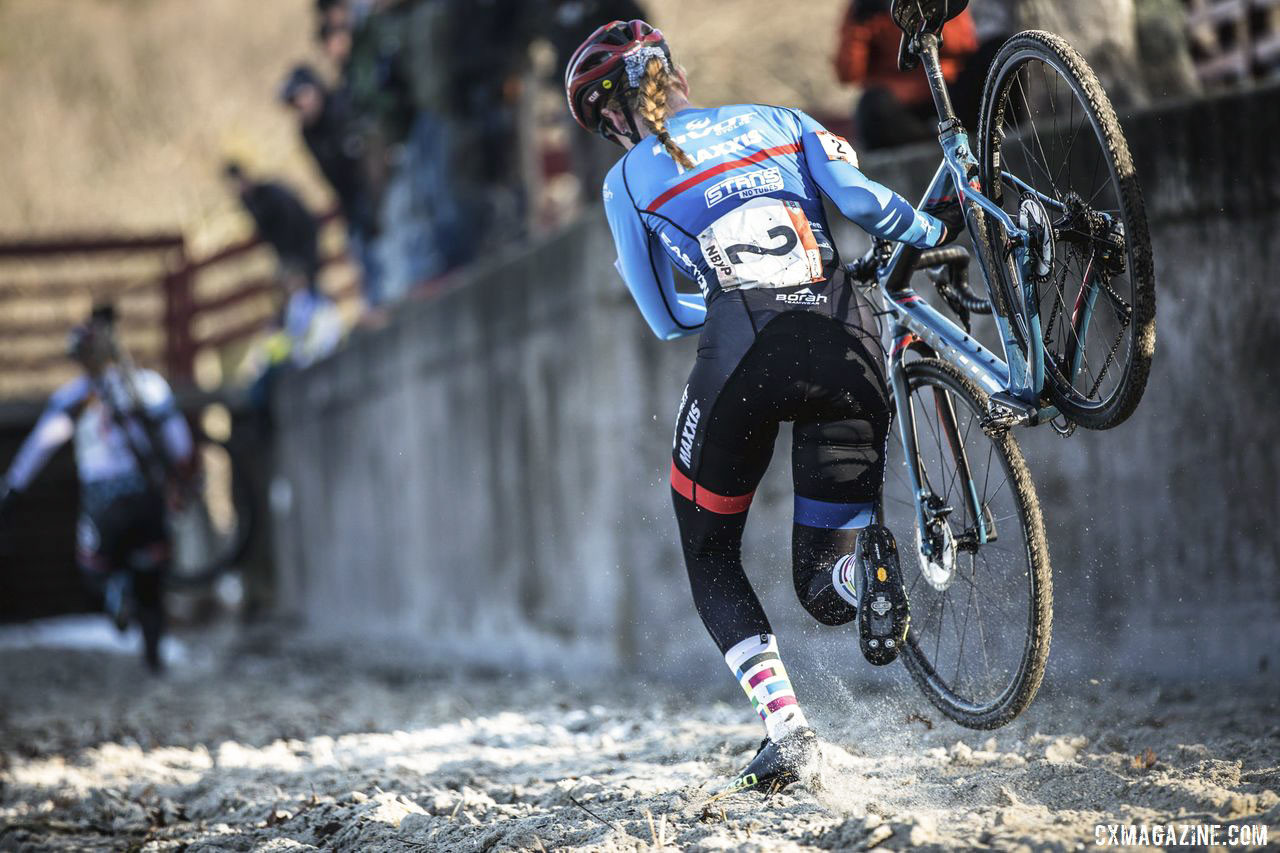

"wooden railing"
[0, 212, 357, 398]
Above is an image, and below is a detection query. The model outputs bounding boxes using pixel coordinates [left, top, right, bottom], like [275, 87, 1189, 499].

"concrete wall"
[271, 84, 1280, 683]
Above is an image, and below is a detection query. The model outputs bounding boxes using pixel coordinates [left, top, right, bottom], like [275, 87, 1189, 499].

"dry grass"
[0, 0, 853, 398]
[0, 0, 853, 245]
[0, 0, 326, 250]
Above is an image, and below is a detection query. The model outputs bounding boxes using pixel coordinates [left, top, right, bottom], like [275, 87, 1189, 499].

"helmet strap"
[601, 98, 644, 147]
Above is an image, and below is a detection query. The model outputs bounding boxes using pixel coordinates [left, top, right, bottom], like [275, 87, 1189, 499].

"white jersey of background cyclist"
[4, 368, 193, 492]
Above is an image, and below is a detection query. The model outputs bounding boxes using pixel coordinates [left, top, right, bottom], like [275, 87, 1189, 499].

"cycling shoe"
[722, 726, 820, 796]
[856, 525, 910, 666]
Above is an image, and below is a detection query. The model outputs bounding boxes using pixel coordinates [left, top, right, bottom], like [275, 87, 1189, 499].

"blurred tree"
[1017, 0, 1149, 105]
[1135, 0, 1201, 99]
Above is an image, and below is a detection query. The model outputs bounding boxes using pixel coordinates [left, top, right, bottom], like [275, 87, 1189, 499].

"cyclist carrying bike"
[0, 306, 193, 673]
[566, 19, 964, 793]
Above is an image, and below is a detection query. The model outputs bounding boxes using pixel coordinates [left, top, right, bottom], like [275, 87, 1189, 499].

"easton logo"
[660, 232, 708, 293]
[678, 398, 702, 467]
[704, 167, 783, 208]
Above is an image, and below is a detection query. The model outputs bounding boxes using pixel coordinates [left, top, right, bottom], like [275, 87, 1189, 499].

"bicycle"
[107, 341, 258, 591]
[842, 0, 1156, 728]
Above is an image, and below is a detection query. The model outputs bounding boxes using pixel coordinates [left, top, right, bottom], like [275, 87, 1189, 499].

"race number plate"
[816, 130, 859, 168]
[698, 198, 824, 290]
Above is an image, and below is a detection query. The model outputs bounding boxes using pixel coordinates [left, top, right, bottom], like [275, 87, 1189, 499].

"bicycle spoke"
[980, 443, 995, 505]
[1015, 72, 1062, 201]
[945, 563, 1018, 631]
[970, 554, 995, 682]
[934, 594, 945, 666]
[1008, 75, 1059, 199]
[956, 570, 977, 680]
[1051, 90, 1083, 190]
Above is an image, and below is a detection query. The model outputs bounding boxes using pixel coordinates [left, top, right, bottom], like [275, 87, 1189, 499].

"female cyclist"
[565, 20, 961, 793]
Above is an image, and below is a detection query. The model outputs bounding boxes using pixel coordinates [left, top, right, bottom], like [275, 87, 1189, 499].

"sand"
[1, 625, 1277, 851]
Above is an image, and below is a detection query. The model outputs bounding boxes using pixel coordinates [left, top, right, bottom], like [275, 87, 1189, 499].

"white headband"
[624, 46, 669, 89]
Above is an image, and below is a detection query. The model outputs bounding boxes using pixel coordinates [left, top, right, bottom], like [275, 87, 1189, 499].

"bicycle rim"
[883, 358, 1051, 728]
[169, 437, 255, 588]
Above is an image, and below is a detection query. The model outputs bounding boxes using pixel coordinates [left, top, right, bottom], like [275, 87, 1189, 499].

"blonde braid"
[635, 57, 695, 170]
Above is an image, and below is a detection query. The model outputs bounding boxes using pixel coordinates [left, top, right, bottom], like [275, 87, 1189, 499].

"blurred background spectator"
[278, 63, 385, 307]
[239, 258, 344, 414]
[834, 0, 978, 150]
[222, 160, 342, 404]
[222, 161, 320, 283]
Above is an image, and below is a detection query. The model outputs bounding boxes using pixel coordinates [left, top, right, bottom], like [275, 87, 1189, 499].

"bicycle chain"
[1085, 311, 1128, 400]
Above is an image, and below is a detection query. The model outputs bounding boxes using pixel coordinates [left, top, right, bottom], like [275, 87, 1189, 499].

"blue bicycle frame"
[860, 31, 1092, 553]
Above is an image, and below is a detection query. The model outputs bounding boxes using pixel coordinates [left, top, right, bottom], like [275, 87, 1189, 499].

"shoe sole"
[858, 527, 910, 666]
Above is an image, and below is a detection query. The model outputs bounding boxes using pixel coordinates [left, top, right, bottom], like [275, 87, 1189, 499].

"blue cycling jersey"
[602, 104, 946, 340]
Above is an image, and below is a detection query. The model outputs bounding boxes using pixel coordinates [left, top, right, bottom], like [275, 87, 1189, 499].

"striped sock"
[724, 633, 809, 741]
[832, 553, 859, 607]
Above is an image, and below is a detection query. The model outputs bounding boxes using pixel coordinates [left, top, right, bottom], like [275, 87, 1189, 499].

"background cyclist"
[565, 18, 963, 793]
[0, 305, 194, 673]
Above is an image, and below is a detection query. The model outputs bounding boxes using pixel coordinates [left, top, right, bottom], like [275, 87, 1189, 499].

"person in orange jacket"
[834, 0, 978, 149]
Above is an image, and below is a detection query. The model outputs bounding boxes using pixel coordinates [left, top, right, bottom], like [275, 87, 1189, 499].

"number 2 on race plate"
[816, 130, 859, 167]
[698, 198, 825, 291]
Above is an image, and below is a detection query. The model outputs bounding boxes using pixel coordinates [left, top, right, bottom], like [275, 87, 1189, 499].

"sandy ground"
[1, 624, 1277, 852]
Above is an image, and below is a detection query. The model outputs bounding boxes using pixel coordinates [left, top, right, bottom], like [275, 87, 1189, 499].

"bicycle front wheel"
[978, 30, 1156, 430]
[883, 358, 1052, 729]
[168, 434, 258, 588]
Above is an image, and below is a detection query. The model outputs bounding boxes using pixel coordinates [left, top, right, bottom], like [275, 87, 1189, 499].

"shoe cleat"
[856, 525, 911, 666]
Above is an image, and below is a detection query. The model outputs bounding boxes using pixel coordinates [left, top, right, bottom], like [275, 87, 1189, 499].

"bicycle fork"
[888, 332, 994, 562]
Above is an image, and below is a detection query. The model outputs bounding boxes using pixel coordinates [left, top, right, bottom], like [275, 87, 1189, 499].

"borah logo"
[704, 167, 784, 208]
[775, 288, 829, 305]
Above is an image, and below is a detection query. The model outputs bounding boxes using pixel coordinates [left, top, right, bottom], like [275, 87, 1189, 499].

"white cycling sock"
[725, 633, 809, 741]
[832, 553, 859, 607]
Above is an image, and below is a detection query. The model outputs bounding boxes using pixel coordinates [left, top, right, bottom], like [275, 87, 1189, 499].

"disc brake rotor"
[916, 512, 957, 592]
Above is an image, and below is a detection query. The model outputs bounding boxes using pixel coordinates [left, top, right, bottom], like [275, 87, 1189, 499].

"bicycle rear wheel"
[883, 358, 1052, 729]
[168, 434, 257, 588]
[977, 30, 1156, 430]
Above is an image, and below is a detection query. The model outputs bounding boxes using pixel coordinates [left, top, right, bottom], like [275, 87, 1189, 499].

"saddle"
[891, 0, 969, 34]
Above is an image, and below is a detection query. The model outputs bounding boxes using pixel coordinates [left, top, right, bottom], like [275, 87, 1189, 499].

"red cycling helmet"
[565, 19, 671, 145]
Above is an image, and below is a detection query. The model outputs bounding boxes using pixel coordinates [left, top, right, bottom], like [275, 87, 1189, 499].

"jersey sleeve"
[603, 165, 706, 341]
[791, 110, 946, 248]
[3, 378, 87, 492]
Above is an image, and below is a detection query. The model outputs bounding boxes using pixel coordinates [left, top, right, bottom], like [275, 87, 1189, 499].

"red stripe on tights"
[669, 461, 755, 515]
